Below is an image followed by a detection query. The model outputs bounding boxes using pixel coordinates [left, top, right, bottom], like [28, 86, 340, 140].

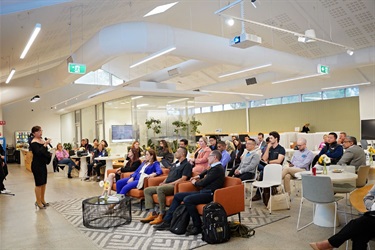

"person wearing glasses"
[154, 150, 225, 236]
[282, 138, 314, 195]
[337, 136, 366, 170]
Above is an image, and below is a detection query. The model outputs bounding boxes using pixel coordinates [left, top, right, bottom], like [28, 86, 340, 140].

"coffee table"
[82, 196, 131, 229]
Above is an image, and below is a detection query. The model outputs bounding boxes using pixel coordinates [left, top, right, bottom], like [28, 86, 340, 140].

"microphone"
[44, 137, 53, 148]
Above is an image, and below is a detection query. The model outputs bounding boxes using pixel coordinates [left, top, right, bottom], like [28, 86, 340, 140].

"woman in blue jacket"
[116, 149, 162, 195]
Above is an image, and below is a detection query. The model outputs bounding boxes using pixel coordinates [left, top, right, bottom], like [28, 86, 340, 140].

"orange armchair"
[106, 168, 170, 210]
[176, 176, 245, 221]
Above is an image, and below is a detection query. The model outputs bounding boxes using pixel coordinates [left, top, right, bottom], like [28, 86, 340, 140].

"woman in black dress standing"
[29, 126, 51, 209]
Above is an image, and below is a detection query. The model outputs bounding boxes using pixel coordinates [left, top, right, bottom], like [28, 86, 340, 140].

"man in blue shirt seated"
[313, 132, 344, 166]
[217, 141, 230, 169]
[282, 138, 314, 195]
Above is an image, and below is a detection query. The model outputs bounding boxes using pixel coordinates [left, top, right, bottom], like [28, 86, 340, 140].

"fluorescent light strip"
[200, 90, 263, 97]
[188, 101, 220, 104]
[321, 82, 371, 90]
[131, 96, 143, 100]
[218, 63, 272, 78]
[130, 46, 176, 68]
[167, 98, 189, 104]
[5, 68, 16, 84]
[20, 23, 41, 59]
[144, 2, 178, 17]
[137, 104, 149, 107]
[272, 73, 324, 84]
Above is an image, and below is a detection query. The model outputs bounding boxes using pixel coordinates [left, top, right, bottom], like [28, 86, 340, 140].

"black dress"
[30, 142, 51, 186]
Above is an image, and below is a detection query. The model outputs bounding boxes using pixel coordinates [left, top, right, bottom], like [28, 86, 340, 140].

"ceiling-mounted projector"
[230, 33, 262, 49]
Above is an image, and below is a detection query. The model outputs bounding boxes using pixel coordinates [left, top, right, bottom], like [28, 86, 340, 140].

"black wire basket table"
[82, 195, 131, 229]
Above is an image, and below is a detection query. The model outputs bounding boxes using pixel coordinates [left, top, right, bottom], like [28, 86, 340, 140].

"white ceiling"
[0, 0, 374, 113]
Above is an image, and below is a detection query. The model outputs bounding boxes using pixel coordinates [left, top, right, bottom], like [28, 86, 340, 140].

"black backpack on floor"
[202, 202, 231, 244]
[169, 204, 190, 235]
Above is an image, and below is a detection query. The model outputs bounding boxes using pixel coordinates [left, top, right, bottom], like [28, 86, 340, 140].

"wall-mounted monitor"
[361, 119, 375, 140]
[111, 125, 133, 142]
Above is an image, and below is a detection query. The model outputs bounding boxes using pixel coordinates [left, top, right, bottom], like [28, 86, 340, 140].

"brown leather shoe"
[149, 214, 163, 225]
[140, 212, 158, 223]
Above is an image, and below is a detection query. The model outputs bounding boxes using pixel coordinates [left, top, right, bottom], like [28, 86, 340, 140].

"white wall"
[359, 84, 375, 120]
[2, 99, 61, 147]
[60, 112, 75, 146]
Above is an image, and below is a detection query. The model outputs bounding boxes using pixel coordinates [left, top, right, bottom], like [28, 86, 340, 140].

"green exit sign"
[68, 63, 86, 74]
[317, 64, 330, 74]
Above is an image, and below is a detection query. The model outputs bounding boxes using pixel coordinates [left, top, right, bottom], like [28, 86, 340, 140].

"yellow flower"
[368, 147, 375, 154]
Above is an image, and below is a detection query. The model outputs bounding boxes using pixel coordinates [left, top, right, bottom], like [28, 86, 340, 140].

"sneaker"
[1, 189, 11, 194]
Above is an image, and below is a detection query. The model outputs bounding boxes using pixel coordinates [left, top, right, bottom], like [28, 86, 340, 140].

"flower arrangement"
[79, 147, 86, 151]
[318, 154, 331, 175]
[106, 147, 111, 156]
[368, 146, 375, 165]
[99, 180, 110, 201]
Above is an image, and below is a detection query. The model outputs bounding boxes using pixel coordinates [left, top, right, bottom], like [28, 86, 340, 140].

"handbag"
[267, 193, 290, 211]
[228, 221, 255, 238]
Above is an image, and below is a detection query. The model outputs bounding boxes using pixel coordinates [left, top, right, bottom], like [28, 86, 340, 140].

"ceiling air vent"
[167, 67, 181, 77]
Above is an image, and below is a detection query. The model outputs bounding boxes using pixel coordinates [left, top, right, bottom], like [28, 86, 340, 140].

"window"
[194, 108, 201, 114]
[223, 104, 234, 111]
[323, 89, 345, 100]
[266, 97, 282, 106]
[302, 92, 322, 102]
[282, 95, 300, 104]
[250, 99, 266, 108]
[112, 74, 124, 86]
[201, 106, 211, 113]
[345, 87, 359, 97]
[212, 105, 223, 112]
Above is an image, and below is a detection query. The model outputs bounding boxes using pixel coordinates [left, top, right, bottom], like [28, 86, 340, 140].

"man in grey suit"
[338, 136, 366, 170]
[230, 138, 260, 181]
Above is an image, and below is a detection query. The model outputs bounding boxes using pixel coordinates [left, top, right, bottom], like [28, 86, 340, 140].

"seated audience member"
[92, 138, 99, 151]
[243, 135, 250, 143]
[282, 138, 314, 195]
[157, 140, 174, 168]
[318, 134, 328, 150]
[229, 138, 260, 181]
[105, 149, 142, 193]
[127, 141, 142, 160]
[100, 139, 108, 148]
[313, 132, 343, 166]
[337, 132, 347, 145]
[80, 138, 93, 152]
[115, 149, 162, 195]
[55, 143, 79, 179]
[257, 133, 267, 151]
[261, 137, 270, 156]
[141, 147, 192, 225]
[229, 138, 245, 168]
[208, 136, 218, 151]
[154, 150, 225, 235]
[231, 135, 239, 142]
[217, 141, 231, 169]
[252, 131, 286, 201]
[301, 123, 310, 133]
[337, 136, 366, 170]
[86, 143, 107, 182]
[189, 137, 211, 173]
[0, 147, 10, 194]
[179, 139, 191, 159]
[310, 185, 375, 250]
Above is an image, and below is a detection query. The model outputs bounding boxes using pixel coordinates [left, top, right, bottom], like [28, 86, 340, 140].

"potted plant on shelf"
[145, 118, 162, 138]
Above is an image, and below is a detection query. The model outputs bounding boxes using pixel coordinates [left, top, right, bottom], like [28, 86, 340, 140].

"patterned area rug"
[51, 198, 289, 250]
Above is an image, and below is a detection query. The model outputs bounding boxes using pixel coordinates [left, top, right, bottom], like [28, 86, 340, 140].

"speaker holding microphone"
[246, 77, 257, 85]
[44, 137, 53, 148]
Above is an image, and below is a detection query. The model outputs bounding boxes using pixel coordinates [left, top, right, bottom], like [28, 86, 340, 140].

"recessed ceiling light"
[30, 95, 40, 103]
[144, 2, 178, 17]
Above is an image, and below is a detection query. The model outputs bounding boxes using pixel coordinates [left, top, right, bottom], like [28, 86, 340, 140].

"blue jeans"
[164, 190, 214, 227]
[58, 158, 77, 175]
